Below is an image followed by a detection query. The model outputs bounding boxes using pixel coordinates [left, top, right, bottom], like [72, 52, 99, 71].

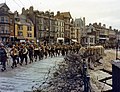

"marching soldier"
[28, 45, 34, 63]
[44, 46, 48, 59]
[61, 45, 65, 56]
[10, 45, 18, 68]
[19, 45, 24, 66]
[22, 45, 28, 65]
[57, 45, 61, 56]
[0, 43, 7, 71]
[34, 44, 39, 61]
[47, 45, 51, 57]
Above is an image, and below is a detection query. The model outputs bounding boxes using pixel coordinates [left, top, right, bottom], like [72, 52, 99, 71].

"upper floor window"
[5, 17, 8, 23]
[27, 26, 32, 31]
[1, 17, 4, 22]
[77, 23, 79, 27]
[18, 31, 23, 36]
[0, 16, 8, 23]
[0, 27, 4, 33]
[57, 34, 59, 37]
[10, 19, 13, 24]
[39, 19, 42, 24]
[4, 30, 6, 33]
[86, 38, 88, 43]
[90, 38, 94, 43]
[18, 25, 23, 30]
[27, 33, 32, 37]
[38, 25, 42, 30]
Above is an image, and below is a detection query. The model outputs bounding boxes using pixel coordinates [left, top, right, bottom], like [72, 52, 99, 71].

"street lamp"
[46, 28, 49, 44]
[35, 14, 39, 44]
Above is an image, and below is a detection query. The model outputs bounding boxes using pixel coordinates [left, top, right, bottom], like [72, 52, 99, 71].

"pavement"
[0, 56, 64, 92]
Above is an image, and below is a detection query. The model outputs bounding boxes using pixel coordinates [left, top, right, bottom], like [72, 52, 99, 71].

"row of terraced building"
[0, 3, 119, 48]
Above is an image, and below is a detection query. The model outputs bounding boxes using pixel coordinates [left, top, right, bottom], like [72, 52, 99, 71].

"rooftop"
[0, 3, 9, 10]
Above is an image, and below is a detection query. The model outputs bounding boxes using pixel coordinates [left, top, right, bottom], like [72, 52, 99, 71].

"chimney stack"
[99, 23, 101, 26]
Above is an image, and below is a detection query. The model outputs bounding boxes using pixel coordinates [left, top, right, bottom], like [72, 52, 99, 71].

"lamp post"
[46, 28, 49, 44]
[35, 14, 39, 44]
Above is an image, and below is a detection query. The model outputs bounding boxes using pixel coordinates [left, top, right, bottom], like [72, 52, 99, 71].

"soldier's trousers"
[1, 57, 7, 70]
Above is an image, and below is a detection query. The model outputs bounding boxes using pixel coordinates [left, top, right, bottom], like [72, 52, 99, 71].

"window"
[38, 25, 42, 30]
[62, 28, 64, 32]
[56, 22, 58, 26]
[39, 19, 42, 24]
[27, 26, 32, 31]
[18, 31, 23, 36]
[91, 28, 93, 32]
[56, 27, 58, 32]
[18, 25, 23, 30]
[6, 30, 9, 34]
[27, 33, 32, 37]
[77, 23, 79, 27]
[0, 27, 4, 33]
[5, 17, 8, 23]
[4, 26, 9, 33]
[1, 17, 4, 22]
[90, 38, 93, 43]
[57, 34, 59, 37]
[4, 30, 6, 33]
[62, 22, 64, 26]
[10, 19, 13, 24]
[86, 38, 88, 43]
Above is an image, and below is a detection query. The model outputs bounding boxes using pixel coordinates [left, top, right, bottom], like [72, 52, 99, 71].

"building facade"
[108, 26, 117, 48]
[76, 17, 86, 46]
[74, 18, 84, 43]
[54, 18, 65, 44]
[22, 6, 55, 44]
[55, 11, 72, 44]
[0, 3, 14, 44]
[92, 23, 109, 47]
[14, 11, 34, 42]
[85, 24, 96, 46]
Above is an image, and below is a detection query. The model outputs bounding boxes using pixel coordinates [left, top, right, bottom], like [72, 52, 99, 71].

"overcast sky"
[1, 0, 120, 30]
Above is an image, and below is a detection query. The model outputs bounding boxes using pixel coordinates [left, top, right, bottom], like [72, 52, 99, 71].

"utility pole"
[48, 10, 51, 44]
[13, 14, 15, 43]
[35, 14, 38, 44]
[14, 22, 15, 43]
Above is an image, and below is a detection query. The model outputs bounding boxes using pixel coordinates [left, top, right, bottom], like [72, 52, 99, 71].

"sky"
[0, 0, 120, 30]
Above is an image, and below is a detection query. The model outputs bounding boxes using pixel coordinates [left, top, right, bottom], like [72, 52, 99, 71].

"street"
[0, 56, 64, 92]
[0, 49, 119, 92]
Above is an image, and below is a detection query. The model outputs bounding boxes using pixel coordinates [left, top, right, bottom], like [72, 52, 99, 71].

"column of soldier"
[0, 42, 81, 72]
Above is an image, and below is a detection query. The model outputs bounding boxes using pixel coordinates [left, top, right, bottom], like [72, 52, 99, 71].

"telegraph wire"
[12, 0, 21, 8]
[5, 0, 6, 3]
[18, 0, 25, 7]
[28, 0, 33, 6]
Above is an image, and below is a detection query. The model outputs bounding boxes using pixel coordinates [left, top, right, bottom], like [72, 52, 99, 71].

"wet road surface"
[0, 56, 64, 92]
